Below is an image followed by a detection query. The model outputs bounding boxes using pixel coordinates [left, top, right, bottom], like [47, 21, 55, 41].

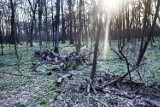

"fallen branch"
[56, 74, 72, 86]
[115, 92, 135, 99]
[33, 51, 92, 71]
[90, 96, 108, 107]
[0, 55, 22, 67]
[111, 48, 123, 60]
[87, 84, 91, 107]
[144, 99, 160, 107]
[100, 63, 145, 88]
[1, 72, 30, 78]
[34, 61, 57, 68]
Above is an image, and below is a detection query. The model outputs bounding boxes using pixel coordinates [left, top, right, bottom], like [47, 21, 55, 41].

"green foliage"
[38, 98, 48, 105]
[47, 83, 56, 91]
[14, 102, 25, 107]
[37, 90, 44, 96]
[53, 91, 59, 98]
[68, 63, 77, 70]
[76, 65, 86, 71]
[47, 83, 60, 99]
[70, 93, 81, 99]
[1, 41, 160, 106]
[0, 77, 34, 91]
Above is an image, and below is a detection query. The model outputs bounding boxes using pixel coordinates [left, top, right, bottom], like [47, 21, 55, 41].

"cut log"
[55, 74, 72, 86]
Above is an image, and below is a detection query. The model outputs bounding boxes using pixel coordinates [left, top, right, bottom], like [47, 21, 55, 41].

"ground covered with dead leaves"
[0, 42, 160, 107]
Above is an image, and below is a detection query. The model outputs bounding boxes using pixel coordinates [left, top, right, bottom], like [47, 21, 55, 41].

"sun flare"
[102, 0, 119, 11]
[101, 0, 120, 59]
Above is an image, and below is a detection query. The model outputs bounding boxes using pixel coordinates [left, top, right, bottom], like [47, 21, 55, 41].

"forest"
[0, 0, 160, 106]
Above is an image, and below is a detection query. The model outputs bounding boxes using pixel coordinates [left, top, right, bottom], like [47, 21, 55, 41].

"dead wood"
[111, 48, 123, 60]
[115, 92, 135, 99]
[33, 50, 92, 72]
[1, 72, 30, 78]
[0, 55, 22, 67]
[55, 74, 72, 86]
[143, 99, 160, 107]
[87, 84, 91, 107]
[100, 63, 145, 88]
[90, 96, 108, 107]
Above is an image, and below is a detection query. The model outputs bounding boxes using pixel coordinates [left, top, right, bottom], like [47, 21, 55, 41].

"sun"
[101, 0, 120, 59]
[102, 0, 120, 11]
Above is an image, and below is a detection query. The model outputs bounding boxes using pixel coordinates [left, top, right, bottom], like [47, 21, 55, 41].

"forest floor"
[0, 40, 160, 107]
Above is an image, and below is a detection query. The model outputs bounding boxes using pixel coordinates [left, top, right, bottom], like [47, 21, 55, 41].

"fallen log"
[33, 50, 92, 71]
[100, 63, 145, 88]
[55, 74, 72, 86]
[144, 99, 160, 107]
[90, 96, 108, 107]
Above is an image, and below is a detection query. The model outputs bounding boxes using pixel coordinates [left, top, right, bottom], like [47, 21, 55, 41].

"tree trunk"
[90, 18, 102, 80]
[0, 28, 4, 55]
[38, 0, 43, 50]
[29, 11, 36, 47]
[76, 0, 83, 54]
[69, 0, 74, 44]
[10, 0, 18, 59]
[51, 5, 55, 47]
[27, 0, 38, 47]
[136, 0, 160, 66]
[61, 0, 66, 43]
[45, 0, 49, 48]
[54, 0, 61, 53]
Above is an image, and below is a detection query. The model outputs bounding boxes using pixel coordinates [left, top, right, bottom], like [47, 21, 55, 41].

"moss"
[53, 91, 59, 98]
[14, 102, 25, 107]
[48, 83, 56, 91]
[38, 98, 48, 105]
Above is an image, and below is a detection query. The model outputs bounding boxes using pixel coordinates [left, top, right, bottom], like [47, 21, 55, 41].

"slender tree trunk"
[119, 0, 160, 81]
[27, 0, 38, 47]
[10, 0, 18, 59]
[91, 17, 102, 80]
[38, 0, 43, 50]
[69, 0, 74, 44]
[54, 0, 61, 53]
[136, 0, 160, 66]
[0, 29, 4, 55]
[29, 12, 36, 47]
[74, 14, 77, 45]
[45, 0, 49, 48]
[51, 6, 55, 47]
[76, 0, 83, 54]
[61, 0, 66, 43]
[0, 16, 4, 55]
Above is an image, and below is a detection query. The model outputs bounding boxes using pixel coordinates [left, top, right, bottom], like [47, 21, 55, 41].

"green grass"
[0, 40, 160, 106]
[1, 41, 160, 80]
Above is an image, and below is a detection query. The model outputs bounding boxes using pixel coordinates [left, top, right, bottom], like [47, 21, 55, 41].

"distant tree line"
[0, 0, 159, 54]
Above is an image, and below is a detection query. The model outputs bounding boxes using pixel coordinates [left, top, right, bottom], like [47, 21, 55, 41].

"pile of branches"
[31, 50, 92, 72]
[77, 72, 160, 107]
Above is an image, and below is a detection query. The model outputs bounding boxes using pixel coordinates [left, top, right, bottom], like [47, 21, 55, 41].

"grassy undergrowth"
[0, 39, 160, 106]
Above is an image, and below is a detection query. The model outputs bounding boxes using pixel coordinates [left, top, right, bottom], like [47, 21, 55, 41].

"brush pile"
[31, 50, 92, 72]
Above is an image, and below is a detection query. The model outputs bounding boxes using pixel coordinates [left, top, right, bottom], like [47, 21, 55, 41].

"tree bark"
[68, 0, 74, 44]
[91, 18, 102, 80]
[61, 0, 66, 43]
[54, 0, 61, 53]
[136, 0, 160, 66]
[38, 0, 43, 50]
[10, 0, 18, 59]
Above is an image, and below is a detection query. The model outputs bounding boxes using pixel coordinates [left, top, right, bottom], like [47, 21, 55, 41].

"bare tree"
[0, 10, 4, 55]
[61, 0, 66, 43]
[68, 0, 74, 44]
[10, 0, 18, 59]
[38, 0, 43, 50]
[54, 0, 61, 53]
[90, 7, 102, 80]
[27, 0, 38, 47]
